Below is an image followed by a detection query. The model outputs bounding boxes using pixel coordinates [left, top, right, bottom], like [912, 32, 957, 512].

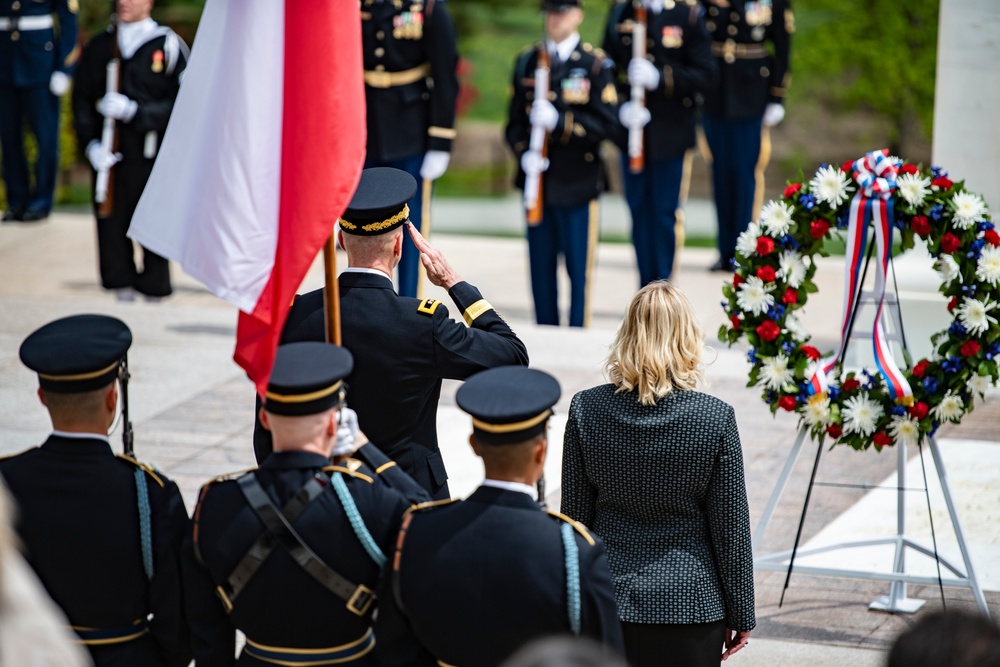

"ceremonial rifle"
[627, 2, 647, 174]
[96, 19, 121, 216]
[120, 355, 134, 456]
[524, 45, 550, 225]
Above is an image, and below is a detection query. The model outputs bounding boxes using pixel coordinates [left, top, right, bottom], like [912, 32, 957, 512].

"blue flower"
[978, 221, 995, 232]
[962, 284, 978, 297]
[930, 420, 940, 436]
[828, 386, 841, 400]
[728, 257, 739, 271]
[943, 356, 963, 374]
[819, 163, 830, 169]
[930, 204, 945, 221]
[949, 321, 968, 337]
[836, 213, 849, 229]
[781, 341, 796, 355]
[923, 377, 940, 393]
[797, 390, 810, 403]
[780, 234, 799, 251]
[747, 349, 758, 364]
[767, 304, 786, 320]
[931, 166, 948, 179]
[891, 405, 908, 416]
[765, 390, 777, 403]
[972, 238, 986, 252]
[799, 193, 817, 211]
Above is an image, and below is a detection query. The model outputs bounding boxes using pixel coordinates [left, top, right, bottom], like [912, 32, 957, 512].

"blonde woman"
[561, 281, 754, 666]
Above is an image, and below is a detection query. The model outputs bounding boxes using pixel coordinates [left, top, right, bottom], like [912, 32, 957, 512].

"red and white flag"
[129, 0, 365, 394]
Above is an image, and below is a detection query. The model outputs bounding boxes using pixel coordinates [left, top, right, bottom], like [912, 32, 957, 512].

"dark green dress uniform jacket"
[376, 486, 625, 666]
[0, 435, 191, 667]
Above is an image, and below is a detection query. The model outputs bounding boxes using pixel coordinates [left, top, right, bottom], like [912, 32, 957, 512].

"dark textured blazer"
[561, 385, 755, 631]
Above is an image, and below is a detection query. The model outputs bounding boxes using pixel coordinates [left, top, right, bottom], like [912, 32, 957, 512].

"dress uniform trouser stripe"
[583, 200, 599, 329]
[752, 125, 772, 224]
[673, 148, 696, 278]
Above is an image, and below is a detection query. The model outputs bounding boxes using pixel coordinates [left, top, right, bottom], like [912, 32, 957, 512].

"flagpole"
[417, 178, 433, 299]
[323, 233, 342, 345]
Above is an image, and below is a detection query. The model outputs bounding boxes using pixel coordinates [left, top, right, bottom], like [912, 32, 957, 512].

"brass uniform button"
[374, 47, 385, 57]
[376, 30, 384, 40]
[760, 66, 769, 77]
[11, 31, 20, 41]
[11, 1, 20, 9]
[727, 24, 738, 36]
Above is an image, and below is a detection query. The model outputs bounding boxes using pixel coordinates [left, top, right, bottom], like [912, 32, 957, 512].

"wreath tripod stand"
[752, 250, 990, 616]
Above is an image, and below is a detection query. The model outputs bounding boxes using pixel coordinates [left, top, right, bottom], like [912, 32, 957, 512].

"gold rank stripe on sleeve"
[427, 126, 458, 139]
[116, 455, 166, 488]
[375, 461, 397, 474]
[418, 298, 442, 316]
[546, 510, 597, 546]
[462, 299, 493, 325]
[323, 465, 374, 484]
[406, 497, 458, 515]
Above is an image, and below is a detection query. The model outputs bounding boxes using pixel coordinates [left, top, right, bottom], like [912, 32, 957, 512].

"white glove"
[97, 92, 138, 122]
[85, 140, 121, 171]
[420, 150, 451, 181]
[619, 101, 651, 128]
[529, 99, 559, 132]
[331, 407, 360, 458]
[49, 71, 70, 96]
[520, 150, 549, 175]
[628, 58, 660, 91]
[762, 102, 785, 127]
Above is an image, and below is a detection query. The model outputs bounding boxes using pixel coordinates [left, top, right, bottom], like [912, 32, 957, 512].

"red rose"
[757, 266, 777, 283]
[910, 216, 931, 237]
[932, 176, 954, 190]
[756, 236, 775, 256]
[912, 359, 930, 378]
[782, 287, 798, 305]
[810, 219, 831, 239]
[961, 340, 980, 357]
[730, 313, 741, 329]
[733, 273, 745, 288]
[841, 160, 855, 175]
[842, 378, 861, 392]
[826, 423, 843, 439]
[909, 402, 929, 420]
[899, 163, 919, 175]
[985, 229, 1000, 247]
[947, 296, 959, 312]
[778, 395, 797, 411]
[801, 345, 821, 361]
[873, 432, 893, 448]
[756, 320, 780, 342]
[784, 183, 802, 199]
[941, 233, 961, 254]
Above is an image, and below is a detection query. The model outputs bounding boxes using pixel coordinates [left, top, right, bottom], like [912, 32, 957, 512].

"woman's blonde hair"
[605, 281, 704, 405]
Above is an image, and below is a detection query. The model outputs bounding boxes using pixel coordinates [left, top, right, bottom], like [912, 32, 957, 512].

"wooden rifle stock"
[628, 4, 647, 174]
[525, 47, 550, 225]
[96, 25, 121, 218]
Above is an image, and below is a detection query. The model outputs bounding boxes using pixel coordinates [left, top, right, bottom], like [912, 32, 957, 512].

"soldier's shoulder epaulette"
[0, 447, 36, 462]
[340, 457, 367, 473]
[546, 510, 597, 546]
[116, 454, 167, 488]
[405, 498, 458, 516]
[200, 466, 256, 489]
[417, 298, 442, 316]
[323, 465, 374, 484]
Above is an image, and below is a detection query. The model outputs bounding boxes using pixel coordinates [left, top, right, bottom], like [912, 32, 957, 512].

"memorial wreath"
[720, 150, 998, 451]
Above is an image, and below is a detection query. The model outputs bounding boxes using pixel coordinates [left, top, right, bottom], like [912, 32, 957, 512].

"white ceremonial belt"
[0, 15, 55, 30]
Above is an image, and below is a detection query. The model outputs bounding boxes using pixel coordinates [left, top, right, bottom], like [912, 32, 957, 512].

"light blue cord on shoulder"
[561, 522, 581, 635]
[134, 468, 154, 581]
[332, 472, 387, 568]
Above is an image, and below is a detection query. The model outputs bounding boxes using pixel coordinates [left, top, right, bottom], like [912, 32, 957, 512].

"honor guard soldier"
[0, 0, 78, 222]
[184, 342, 413, 666]
[361, 0, 458, 297]
[72, 0, 188, 301]
[376, 367, 625, 666]
[253, 168, 529, 500]
[0, 315, 191, 666]
[603, 0, 714, 286]
[700, 0, 792, 271]
[505, 0, 621, 328]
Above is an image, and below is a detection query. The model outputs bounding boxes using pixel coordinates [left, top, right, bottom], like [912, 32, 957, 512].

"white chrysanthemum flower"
[760, 200, 795, 238]
[976, 245, 1000, 287]
[803, 395, 831, 427]
[932, 391, 964, 423]
[735, 222, 762, 258]
[967, 373, 994, 398]
[778, 250, 807, 289]
[809, 165, 854, 207]
[889, 414, 920, 446]
[886, 155, 903, 167]
[956, 297, 998, 336]
[736, 276, 775, 316]
[935, 254, 961, 286]
[896, 172, 931, 207]
[760, 353, 794, 391]
[785, 314, 808, 342]
[842, 392, 884, 437]
[951, 192, 988, 230]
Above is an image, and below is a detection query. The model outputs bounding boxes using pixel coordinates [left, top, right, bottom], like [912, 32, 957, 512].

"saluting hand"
[721, 628, 750, 661]
[407, 223, 461, 291]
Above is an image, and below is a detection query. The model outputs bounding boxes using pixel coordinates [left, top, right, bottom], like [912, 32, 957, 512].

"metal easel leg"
[753, 426, 809, 555]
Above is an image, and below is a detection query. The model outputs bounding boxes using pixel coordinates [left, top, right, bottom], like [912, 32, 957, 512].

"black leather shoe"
[709, 257, 733, 272]
[1, 210, 23, 222]
[19, 209, 50, 222]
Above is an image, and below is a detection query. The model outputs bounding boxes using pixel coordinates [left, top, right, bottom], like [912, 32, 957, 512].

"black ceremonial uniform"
[72, 24, 188, 297]
[253, 276, 529, 499]
[183, 452, 413, 666]
[0, 436, 191, 667]
[376, 487, 625, 666]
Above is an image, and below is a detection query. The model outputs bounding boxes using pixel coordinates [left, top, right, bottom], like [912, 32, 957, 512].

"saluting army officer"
[376, 366, 625, 666]
[0, 315, 191, 667]
[505, 0, 621, 329]
[602, 0, 715, 286]
[184, 342, 413, 666]
[253, 168, 529, 500]
[361, 0, 458, 298]
[0, 0, 78, 222]
[700, 0, 792, 271]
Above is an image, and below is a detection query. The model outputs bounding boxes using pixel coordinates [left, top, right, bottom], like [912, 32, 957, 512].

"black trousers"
[621, 620, 726, 667]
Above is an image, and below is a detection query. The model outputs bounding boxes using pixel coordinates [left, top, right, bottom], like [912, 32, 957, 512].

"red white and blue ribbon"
[808, 149, 913, 403]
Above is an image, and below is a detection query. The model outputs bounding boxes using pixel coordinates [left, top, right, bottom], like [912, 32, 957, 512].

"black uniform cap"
[457, 366, 561, 445]
[19, 314, 132, 394]
[338, 167, 417, 236]
[264, 342, 354, 416]
[542, 0, 582, 11]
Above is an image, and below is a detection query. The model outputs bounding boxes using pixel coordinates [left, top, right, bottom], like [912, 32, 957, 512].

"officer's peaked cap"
[339, 167, 417, 236]
[457, 366, 561, 444]
[264, 342, 354, 416]
[20, 314, 131, 393]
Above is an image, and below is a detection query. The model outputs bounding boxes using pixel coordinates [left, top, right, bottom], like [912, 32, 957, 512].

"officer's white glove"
[529, 99, 559, 132]
[420, 150, 451, 181]
[520, 150, 550, 175]
[762, 102, 785, 127]
[97, 92, 138, 122]
[85, 140, 121, 171]
[628, 57, 660, 91]
[619, 101, 651, 128]
[49, 71, 71, 96]
[331, 407, 360, 459]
